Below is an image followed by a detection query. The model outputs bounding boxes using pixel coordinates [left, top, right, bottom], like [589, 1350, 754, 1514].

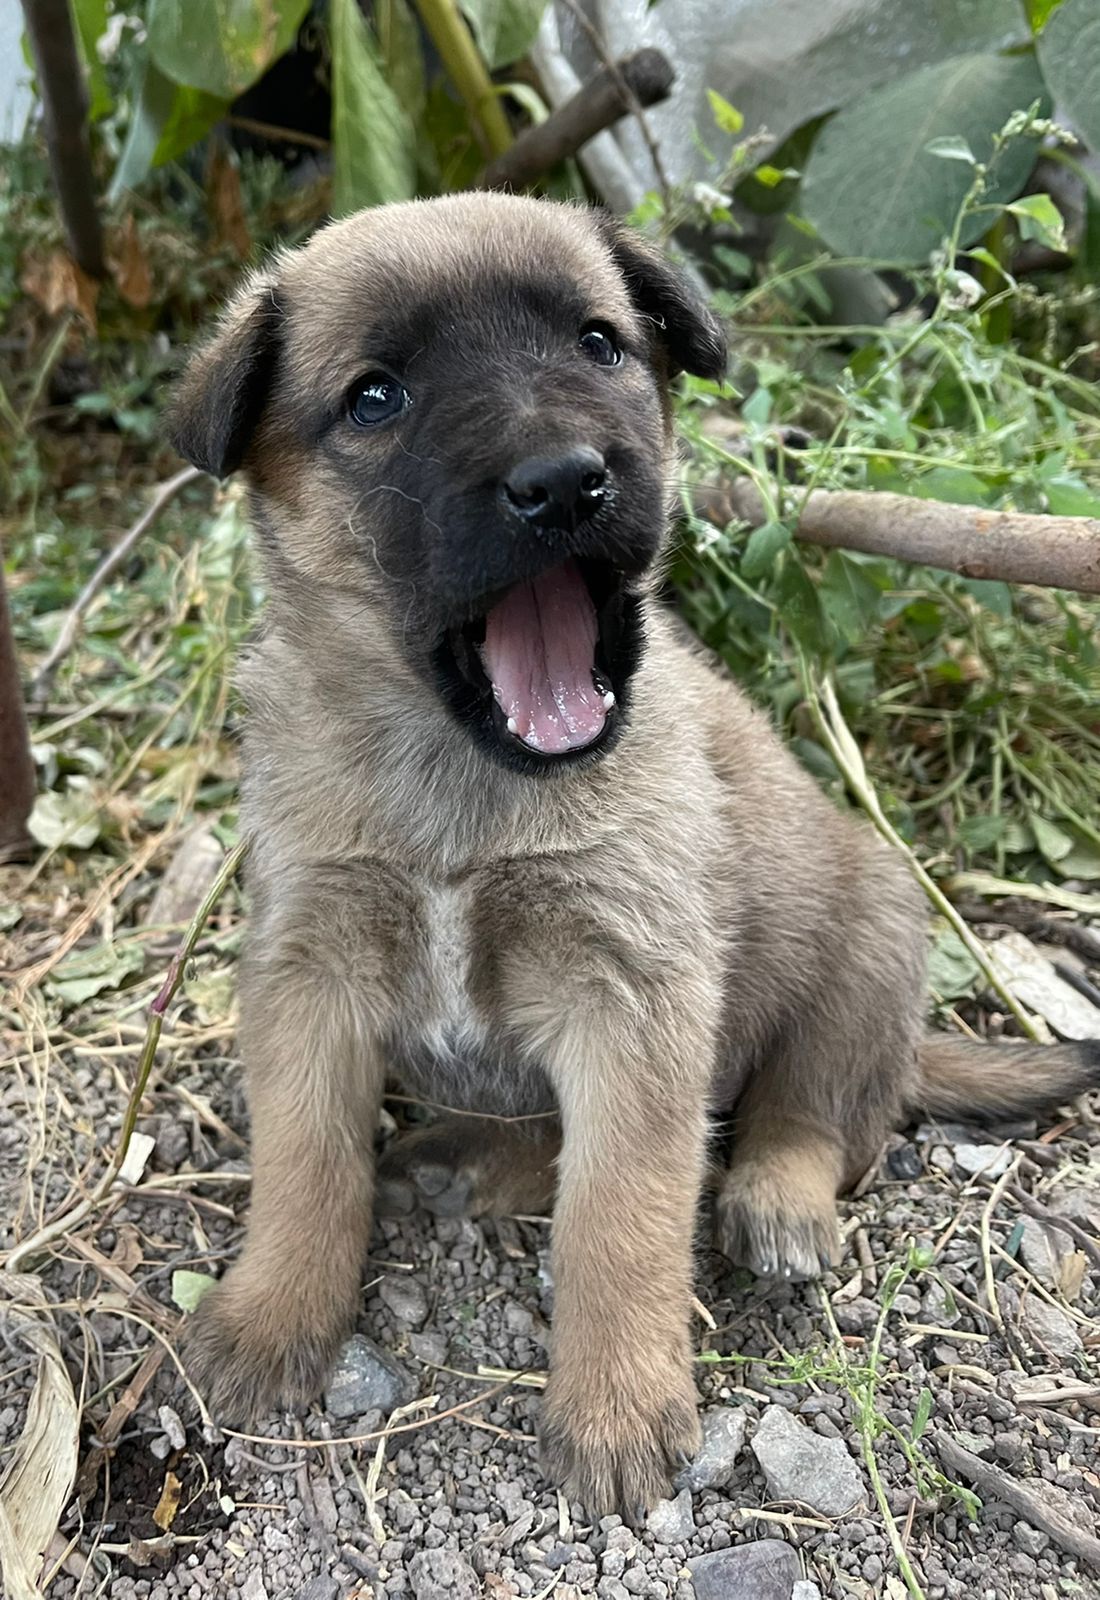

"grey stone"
[1011, 1523, 1050, 1558]
[792, 1585, 822, 1600]
[1018, 1215, 1066, 1287]
[1019, 1297, 1081, 1358]
[408, 1330, 447, 1365]
[678, 1406, 747, 1491]
[157, 1404, 186, 1451]
[952, 1141, 1011, 1178]
[379, 1273, 429, 1327]
[324, 1334, 413, 1419]
[294, 1582, 339, 1600]
[240, 1574, 270, 1600]
[750, 1405, 865, 1518]
[687, 1540, 800, 1600]
[645, 1489, 695, 1543]
[408, 1549, 481, 1600]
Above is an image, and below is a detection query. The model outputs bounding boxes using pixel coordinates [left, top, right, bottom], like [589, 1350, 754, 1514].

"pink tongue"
[482, 561, 607, 754]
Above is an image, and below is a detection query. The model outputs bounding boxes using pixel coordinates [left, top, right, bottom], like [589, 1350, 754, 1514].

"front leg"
[498, 923, 719, 1516]
[186, 868, 400, 1423]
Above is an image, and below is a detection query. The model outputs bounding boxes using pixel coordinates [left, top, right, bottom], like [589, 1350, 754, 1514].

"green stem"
[412, 0, 513, 157]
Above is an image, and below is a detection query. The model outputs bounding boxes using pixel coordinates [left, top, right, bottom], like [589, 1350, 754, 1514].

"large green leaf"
[1038, 0, 1100, 150]
[109, 60, 227, 199]
[331, 0, 417, 214]
[71, 0, 112, 120]
[801, 52, 1048, 263]
[458, 0, 546, 70]
[147, 0, 310, 98]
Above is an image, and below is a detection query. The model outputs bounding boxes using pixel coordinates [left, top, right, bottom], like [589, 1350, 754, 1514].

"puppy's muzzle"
[502, 448, 608, 532]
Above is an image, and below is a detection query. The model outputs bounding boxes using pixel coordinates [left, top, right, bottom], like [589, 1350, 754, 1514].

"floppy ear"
[597, 216, 727, 382]
[168, 271, 283, 477]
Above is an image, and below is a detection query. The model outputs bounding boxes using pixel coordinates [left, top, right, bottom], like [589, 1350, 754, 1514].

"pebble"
[1011, 1523, 1050, 1557]
[408, 1549, 481, 1599]
[687, 1540, 800, 1600]
[324, 1335, 413, 1419]
[952, 1141, 1011, 1177]
[677, 1406, 746, 1491]
[645, 1490, 694, 1544]
[1019, 1297, 1082, 1358]
[751, 1405, 865, 1517]
[1018, 1216, 1066, 1287]
[379, 1274, 430, 1327]
[792, 1585, 822, 1600]
[294, 1581, 338, 1600]
[157, 1404, 186, 1451]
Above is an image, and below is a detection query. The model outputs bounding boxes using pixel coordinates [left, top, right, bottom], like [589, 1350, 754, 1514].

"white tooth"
[506, 717, 518, 734]
[602, 690, 616, 709]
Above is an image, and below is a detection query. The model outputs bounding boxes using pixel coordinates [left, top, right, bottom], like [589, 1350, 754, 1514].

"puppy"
[170, 193, 1099, 1515]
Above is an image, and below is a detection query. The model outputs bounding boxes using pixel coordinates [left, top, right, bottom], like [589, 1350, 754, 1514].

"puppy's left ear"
[168, 269, 283, 478]
[597, 216, 727, 381]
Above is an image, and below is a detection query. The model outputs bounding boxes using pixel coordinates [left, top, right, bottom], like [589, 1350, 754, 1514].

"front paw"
[540, 1354, 701, 1519]
[184, 1267, 349, 1425]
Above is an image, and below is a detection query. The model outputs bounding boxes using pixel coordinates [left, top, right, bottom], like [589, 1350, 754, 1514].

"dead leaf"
[20, 249, 98, 329]
[108, 1222, 145, 1277]
[0, 1274, 80, 1600]
[206, 143, 251, 260]
[1056, 1250, 1088, 1303]
[108, 215, 153, 309]
[152, 1470, 182, 1533]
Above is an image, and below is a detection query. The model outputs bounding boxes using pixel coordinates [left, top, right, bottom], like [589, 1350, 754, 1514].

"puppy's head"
[170, 195, 725, 774]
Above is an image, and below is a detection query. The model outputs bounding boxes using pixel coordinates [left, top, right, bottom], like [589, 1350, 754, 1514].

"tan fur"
[169, 194, 1099, 1516]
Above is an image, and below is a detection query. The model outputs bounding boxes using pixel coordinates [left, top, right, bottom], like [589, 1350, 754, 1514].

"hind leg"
[717, 1011, 917, 1281]
[376, 1114, 561, 1218]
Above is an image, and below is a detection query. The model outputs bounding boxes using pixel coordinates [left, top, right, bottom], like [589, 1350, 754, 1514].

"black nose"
[503, 448, 607, 527]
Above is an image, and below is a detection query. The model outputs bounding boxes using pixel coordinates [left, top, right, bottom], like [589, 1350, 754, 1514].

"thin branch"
[0, 563, 36, 862]
[5, 839, 246, 1273]
[698, 476, 1100, 595]
[482, 49, 673, 191]
[32, 465, 205, 697]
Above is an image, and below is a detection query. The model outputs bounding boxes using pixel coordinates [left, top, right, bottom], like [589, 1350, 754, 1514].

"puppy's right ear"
[168, 271, 283, 478]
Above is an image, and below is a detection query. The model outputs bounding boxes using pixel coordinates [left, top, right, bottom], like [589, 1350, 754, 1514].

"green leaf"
[1030, 811, 1074, 865]
[1007, 192, 1067, 250]
[925, 135, 976, 163]
[802, 52, 1049, 263]
[47, 941, 146, 1005]
[1054, 828, 1100, 879]
[1038, 0, 1100, 149]
[457, 0, 547, 71]
[741, 519, 791, 579]
[331, 0, 417, 213]
[927, 925, 981, 1000]
[1043, 472, 1100, 516]
[1027, 0, 1066, 29]
[110, 60, 226, 199]
[71, 0, 112, 121]
[27, 788, 101, 850]
[377, 0, 426, 119]
[147, 0, 309, 99]
[707, 88, 744, 135]
[818, 550, 883, 644]
[775, 559, 829, 655]
[912, 1386, 934, 1442]
[171, 1270, 218, 1313]
[958, 814, 1007, 851]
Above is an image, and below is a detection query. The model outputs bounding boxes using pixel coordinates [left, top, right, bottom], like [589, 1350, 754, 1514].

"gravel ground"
[1, 1041, 1098, 1600]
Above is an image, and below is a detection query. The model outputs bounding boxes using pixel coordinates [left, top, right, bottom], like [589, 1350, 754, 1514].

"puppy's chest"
[391, 877, 552, 1116]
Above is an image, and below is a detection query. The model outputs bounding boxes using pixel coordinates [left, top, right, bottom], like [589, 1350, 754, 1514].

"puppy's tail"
[912, 1035, 1100, 1122]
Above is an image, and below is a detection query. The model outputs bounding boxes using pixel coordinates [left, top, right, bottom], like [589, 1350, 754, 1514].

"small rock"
[156, 1404, 186, 1451]
[687, 1540, 800, 1600]
[241, 1574, 270, 1600]
[952, 1141, 1011, 1178]
[294, 1581, 339, 1600]
[408, 1549, 481, 1600]
[324, 1334, 413, 1419]
[408, 1330, 447, 1365]
[1019, 1297, 1081, 1358]
[378, 1274, 429, 1328]
[678, 1406, 746, 1491]
[1011, 1522, 1049, 1557]
[751, 1405, 865, 1517]
[149, 1434, 172, 1460]
[920, 1285, 960, 1327]
[953, 1430, 993, 1458]
[645, 1489, 694, 1544]
[504, 1301, 535, 1337]
[792, 1585, 822, 1600]
[1018, 1216, 1064, 1287]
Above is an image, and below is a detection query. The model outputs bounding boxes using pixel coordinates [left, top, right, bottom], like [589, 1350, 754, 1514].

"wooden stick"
[936, 1435, 1100, 1568]
[482, 49, 674, 191]
[697, 476, 1100, 595]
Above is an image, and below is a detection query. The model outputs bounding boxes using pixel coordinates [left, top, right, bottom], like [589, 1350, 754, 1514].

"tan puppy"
[170, 193, 1099, 1515]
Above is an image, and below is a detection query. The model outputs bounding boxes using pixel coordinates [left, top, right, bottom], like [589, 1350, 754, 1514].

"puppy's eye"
[348, 372, 408, 426]
[579, 323, 622, 367]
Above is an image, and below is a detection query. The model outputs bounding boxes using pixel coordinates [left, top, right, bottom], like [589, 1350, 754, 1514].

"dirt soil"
[1, 980, 1098, 1600]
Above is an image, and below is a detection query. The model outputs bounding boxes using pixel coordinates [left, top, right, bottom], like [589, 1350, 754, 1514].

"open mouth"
[444, 559, 632, 763]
